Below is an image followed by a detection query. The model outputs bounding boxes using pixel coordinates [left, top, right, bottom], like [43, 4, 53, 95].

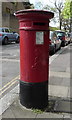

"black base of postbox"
[20, 80, 48, 109]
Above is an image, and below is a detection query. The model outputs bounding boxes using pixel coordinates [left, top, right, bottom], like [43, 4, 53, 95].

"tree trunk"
[59, 11, 62, 30]
[60, 19, 62, 30]
[70, 1, 72, 32]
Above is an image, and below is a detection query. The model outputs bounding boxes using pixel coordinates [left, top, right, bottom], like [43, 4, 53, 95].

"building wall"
[10, 14, 19, 33]
[0, 2, 2, 27]
[2, 1, 30, 33]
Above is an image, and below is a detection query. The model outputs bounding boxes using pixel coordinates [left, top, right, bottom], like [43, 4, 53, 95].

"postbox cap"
[15, 9, 54, 20]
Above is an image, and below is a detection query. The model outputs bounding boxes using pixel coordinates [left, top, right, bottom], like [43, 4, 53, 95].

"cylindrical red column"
[15, 10, 54, 109]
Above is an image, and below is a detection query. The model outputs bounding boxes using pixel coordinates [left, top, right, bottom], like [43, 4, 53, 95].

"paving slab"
[1, 44, 71, 119]
[2, 96, 72, 119]
[63, 113, 71, 119]
[64, 116, 71, 119]
[2, 107, 16, 118]
[54, 100, 72, 114]
[36, 112, 63, 118]
[49, 76, 70, 87]
[67, 87, 72, 98]
[49, 71, 70, 78]
[2, 99, 37, 119]
[49, 76, 63, 86]
[48, 85, 69, 98]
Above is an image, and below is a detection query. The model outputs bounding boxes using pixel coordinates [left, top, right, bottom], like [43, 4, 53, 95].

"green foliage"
[70, 1, 72, 18]
[49, 26, 59, 31]
[32, 108, 43, 114]
[62, 0, 71, 19]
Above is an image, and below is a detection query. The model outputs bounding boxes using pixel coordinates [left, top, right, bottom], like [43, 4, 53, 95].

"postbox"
[15, 10, 54, 109]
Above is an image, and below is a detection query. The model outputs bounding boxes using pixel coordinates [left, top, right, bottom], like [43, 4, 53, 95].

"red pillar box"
[15, 10, 54, 109]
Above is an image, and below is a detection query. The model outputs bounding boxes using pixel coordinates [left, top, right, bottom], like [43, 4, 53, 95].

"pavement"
[1, 44, 72, 119]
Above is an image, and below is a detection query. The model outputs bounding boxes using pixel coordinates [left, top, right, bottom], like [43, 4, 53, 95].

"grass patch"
[32, 108, 44, 114]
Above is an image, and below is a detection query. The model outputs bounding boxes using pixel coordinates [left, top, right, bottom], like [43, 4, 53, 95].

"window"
[5, 29, 9, 33]
[9, 29, 13, 33]
[50, 31, 53, 39]
[57, 32, 65, 37]
[6, 7, 10, 14]
[2, 29, 4, 32]
[0, 28, 4, 32]
[0, 28, 2, 32]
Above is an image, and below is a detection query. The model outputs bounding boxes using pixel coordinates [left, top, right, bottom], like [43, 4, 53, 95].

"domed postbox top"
[15, 9, 54, 20]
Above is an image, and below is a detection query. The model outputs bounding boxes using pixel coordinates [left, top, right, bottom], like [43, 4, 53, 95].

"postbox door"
[20, 30, 49, 83]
